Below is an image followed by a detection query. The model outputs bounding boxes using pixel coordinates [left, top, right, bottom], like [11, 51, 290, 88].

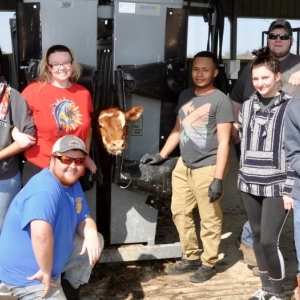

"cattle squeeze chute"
[11, 0, 227, 262]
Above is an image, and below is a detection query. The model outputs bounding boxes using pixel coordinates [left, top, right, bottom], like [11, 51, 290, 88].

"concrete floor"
[79, 145, 299, 300]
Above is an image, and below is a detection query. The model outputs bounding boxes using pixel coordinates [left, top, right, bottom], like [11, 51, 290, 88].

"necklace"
[194, 85, 215, 96]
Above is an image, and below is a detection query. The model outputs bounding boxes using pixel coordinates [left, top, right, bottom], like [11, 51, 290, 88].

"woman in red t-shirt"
[21, 45, 96, 185]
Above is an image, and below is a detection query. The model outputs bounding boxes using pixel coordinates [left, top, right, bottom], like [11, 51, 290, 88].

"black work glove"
[140, 154, 163, 165]
[208, 178, 222, 203]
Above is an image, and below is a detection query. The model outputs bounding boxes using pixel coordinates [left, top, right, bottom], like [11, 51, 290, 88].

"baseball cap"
[268, 19, 293, 36]
[52, 135, 88, 155]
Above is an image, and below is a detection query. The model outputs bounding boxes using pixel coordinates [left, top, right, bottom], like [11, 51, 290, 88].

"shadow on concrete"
[83, 255, 167, 300]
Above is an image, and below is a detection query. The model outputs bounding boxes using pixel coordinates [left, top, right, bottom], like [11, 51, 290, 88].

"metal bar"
[262, 31, 268, 47]
[99, 242, 182, 263]
[297, 30, 300, 55]
[183, 1, 210, 8]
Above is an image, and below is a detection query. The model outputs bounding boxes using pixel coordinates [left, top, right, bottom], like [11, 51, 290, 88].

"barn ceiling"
[2, 0, 300, 19]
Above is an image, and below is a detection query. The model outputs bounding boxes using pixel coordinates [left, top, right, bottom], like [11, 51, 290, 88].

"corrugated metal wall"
[187, 0, 300, 20]
[0, 0, 14, 10]
[230, 0, 300, 18]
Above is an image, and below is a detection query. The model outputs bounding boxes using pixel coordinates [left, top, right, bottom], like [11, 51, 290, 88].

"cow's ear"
[125, 105, 143, 121]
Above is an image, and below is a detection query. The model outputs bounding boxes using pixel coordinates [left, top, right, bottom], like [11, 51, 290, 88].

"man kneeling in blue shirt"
[0, 135, 104, 299]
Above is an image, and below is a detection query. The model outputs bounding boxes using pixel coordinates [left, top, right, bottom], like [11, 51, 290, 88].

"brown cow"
[95, 106, 143, 155]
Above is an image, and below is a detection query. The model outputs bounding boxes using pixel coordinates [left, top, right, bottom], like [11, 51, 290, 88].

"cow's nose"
[113, 140, 124, 149]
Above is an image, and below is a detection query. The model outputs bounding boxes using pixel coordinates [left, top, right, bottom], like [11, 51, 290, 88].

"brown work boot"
[252, 266, 259, 276]
[235, 238, 257, 266]
[293, 286, 299, 300]
[0, 282, 12, 296]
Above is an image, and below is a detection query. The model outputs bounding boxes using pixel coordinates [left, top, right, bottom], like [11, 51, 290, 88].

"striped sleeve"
[283, 163, 295, 195]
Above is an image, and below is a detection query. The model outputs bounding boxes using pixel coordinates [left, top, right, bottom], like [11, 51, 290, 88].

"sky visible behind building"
[0, 11, 14, 53]
[188, 16, 300, 58]
[1, 11, 300, 59]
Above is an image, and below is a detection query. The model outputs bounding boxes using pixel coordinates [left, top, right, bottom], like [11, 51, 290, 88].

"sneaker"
[235, 238, 257, 266]
[189, 265, 216, 283]
[0, 282, 12, 296]
[269, 295, 287, 300]
[249, 289, 272, 300]
[167, 258, 201, 275]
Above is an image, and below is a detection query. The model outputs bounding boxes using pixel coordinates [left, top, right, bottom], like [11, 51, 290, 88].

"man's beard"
[52, 169, 80, 187]
[274, 50, 289, 59]
[271, 44, 292, 60]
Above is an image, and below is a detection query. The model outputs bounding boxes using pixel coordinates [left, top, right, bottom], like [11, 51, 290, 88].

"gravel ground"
[78, 145, 298, 300]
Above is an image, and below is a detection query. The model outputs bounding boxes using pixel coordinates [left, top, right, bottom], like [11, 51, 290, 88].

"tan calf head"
[96, 106, 143, 155]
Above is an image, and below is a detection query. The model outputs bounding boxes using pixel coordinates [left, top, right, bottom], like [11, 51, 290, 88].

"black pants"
[22, 160, 43, 187]
[241, 192, 287, 279]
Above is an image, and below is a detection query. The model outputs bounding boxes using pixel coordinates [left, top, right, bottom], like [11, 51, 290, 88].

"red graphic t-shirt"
[22, 82, 93, 168]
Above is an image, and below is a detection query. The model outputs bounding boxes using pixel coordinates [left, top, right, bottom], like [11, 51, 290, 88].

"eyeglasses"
[54, 156, 85, 166]
[268, 33, 291, 40]
[48, 61, 73, 70]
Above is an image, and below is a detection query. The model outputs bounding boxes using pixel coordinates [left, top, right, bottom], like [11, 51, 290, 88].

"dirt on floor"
[78, 145, 299, 300]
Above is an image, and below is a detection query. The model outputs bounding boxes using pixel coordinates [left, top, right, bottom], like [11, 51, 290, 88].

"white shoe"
[249, 289, 271, 300]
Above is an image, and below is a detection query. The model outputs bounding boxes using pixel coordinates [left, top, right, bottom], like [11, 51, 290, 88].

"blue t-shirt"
[0, 169, 90, 286]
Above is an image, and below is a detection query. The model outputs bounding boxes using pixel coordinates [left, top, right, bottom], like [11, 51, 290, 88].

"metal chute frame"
[204, 0, 229, 94]
[96, 0, 231, 262]
[94, 0, 189, 262]
[107, 0, 229, 206]
[185, 0, 228, 94]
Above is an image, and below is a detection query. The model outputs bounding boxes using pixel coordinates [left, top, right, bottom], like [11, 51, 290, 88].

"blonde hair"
[37, 45, 82, 83]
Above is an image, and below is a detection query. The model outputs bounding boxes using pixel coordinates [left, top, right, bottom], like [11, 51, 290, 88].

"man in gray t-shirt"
[175, 87, 233, 169]
[141, 51, 233, 283]
[230, 19, 300, 270]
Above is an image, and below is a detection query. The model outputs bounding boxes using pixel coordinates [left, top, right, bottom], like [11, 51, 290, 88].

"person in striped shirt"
[238, 47, 293, 300]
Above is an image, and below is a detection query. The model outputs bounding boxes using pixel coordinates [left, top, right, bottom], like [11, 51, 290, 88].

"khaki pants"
[171, 157, 223, 267]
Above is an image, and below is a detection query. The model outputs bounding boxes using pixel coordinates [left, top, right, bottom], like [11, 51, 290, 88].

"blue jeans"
[233, 143, 254, 249]
[0, 171, 22, 233]
[240, 220, 254, 249]
[294, 200, 300, 272]
[5, 232, 104, 300]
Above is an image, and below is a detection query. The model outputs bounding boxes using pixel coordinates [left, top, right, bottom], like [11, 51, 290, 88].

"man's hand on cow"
[288, 70, 300, 86]
[140, 154, 164, 165]
[86, 156, 97, 174]
[27, 269, 60, 299]
[80, 233, 102, 266]
[208, 178, 223, 203]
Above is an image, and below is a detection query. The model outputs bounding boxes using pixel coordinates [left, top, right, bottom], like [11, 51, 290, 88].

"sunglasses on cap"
[54, 155, 85, 166]
[268, 33, 291, 40]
